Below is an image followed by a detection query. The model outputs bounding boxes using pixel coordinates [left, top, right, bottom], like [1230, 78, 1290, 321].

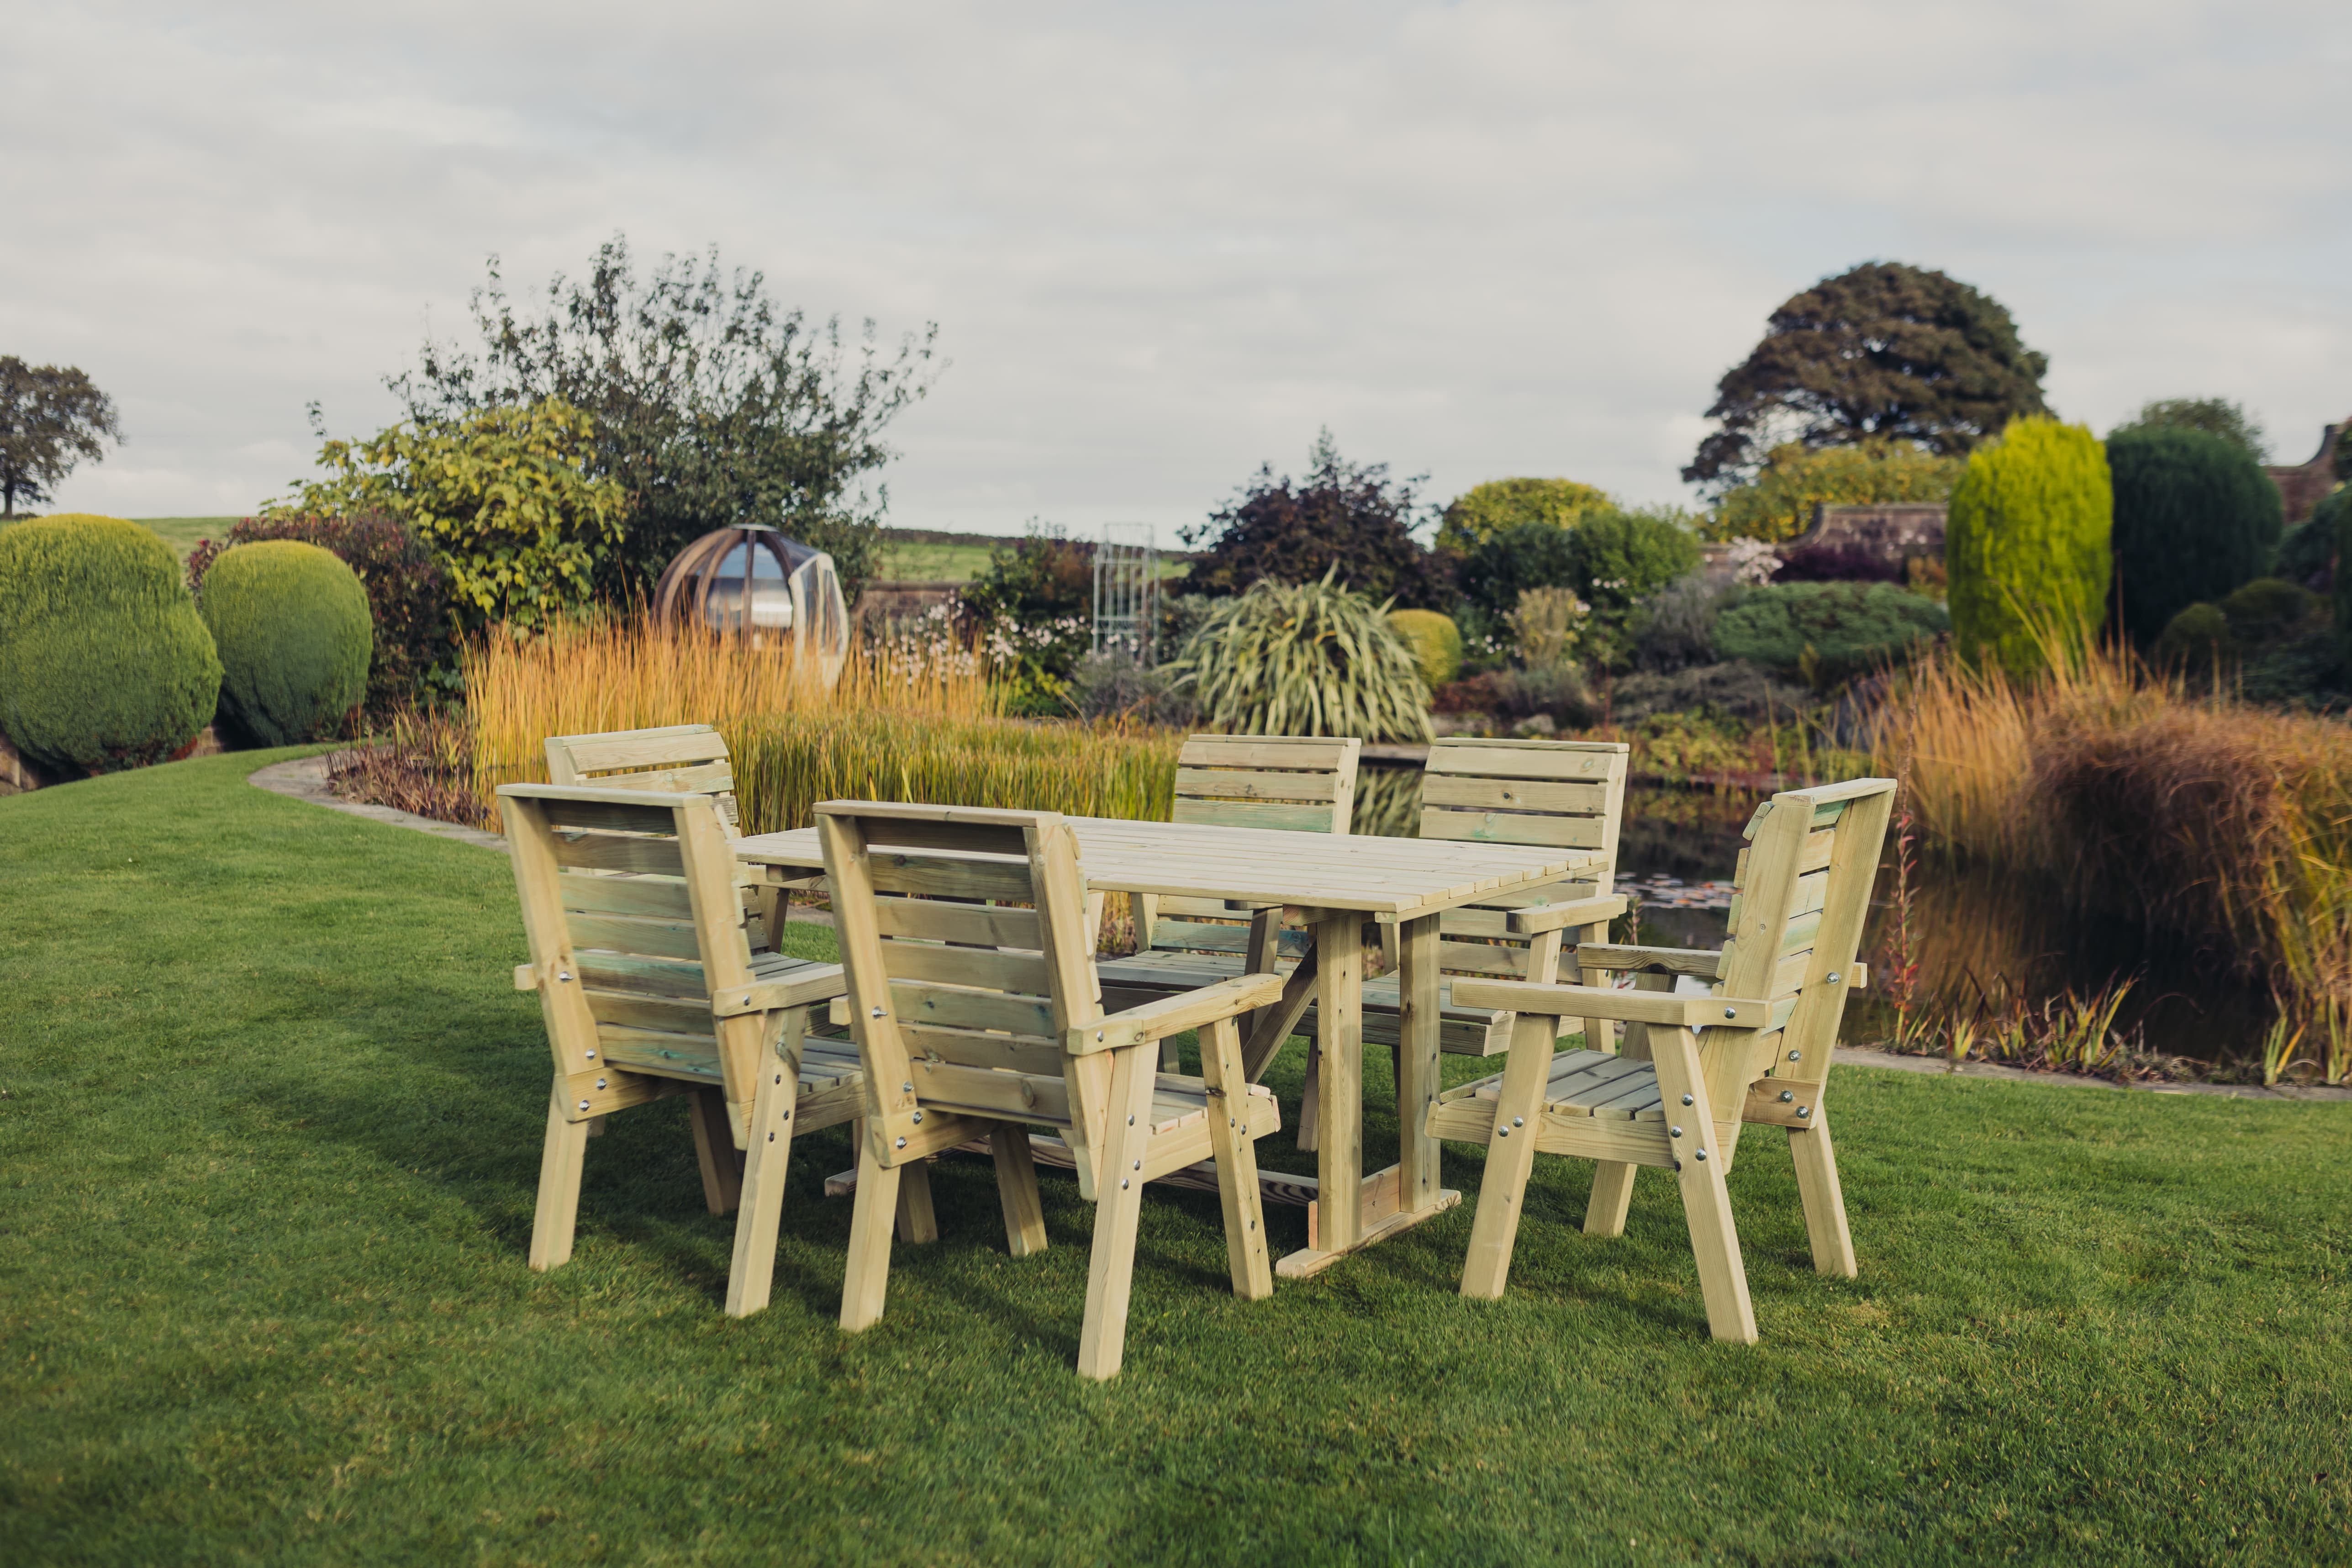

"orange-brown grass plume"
[461, 613, 1004, 795]
[1872, 636, 2352, 1019]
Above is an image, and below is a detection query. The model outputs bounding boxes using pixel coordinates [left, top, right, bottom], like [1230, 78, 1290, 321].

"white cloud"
[7, 0, 2347, 538]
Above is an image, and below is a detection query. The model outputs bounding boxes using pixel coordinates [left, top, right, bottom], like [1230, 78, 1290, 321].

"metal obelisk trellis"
[1091, 523, 1157, 664]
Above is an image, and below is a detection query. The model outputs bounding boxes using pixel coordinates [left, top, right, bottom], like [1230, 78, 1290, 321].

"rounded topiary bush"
[199, 540, 372, 745]
[0, 514, 222, 773]
[2107, 426, 2283, 647]
[1709, 581, 1949, 686]
[1387, 609, 1463, 689]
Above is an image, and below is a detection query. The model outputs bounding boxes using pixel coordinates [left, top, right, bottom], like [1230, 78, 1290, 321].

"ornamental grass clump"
[1169, 567, 1432, 742]
[1870, 635, 2352, 1024]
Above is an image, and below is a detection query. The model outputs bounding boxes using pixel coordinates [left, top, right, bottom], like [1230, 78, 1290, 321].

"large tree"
[390, 236, 939, 602]
[0, 359, 122, 518]
[1181, 430, 1437, 604]
[1684, 262, 2049, 491]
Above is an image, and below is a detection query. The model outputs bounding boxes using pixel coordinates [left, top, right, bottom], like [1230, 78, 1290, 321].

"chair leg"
[1647, 1026, 1758, 1344]
[839, 1132, 902, 1332]
[1788, 1107, 1858, 1279]
[725, 1043, 801, 1319]
[1583, 1162, 1636, 1237]
[895, 1160, 939, 1244]
[991, 1124, 1049, 1257]
[529, 1082, 592, 1272]
[1199, 1016, 1273, 1301]
[688, 1087, 744, 1217]
[1459, 1014, 1557, 1300]
[1296, 1038, 1322, 1152]
[1076, 1045, 1157, 1380]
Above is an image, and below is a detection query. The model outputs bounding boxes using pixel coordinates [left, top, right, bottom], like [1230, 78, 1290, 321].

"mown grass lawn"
[3, 752, 2348, 1565]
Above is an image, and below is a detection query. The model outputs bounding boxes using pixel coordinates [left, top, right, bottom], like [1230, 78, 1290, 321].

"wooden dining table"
[734, 815, 1599, 1278]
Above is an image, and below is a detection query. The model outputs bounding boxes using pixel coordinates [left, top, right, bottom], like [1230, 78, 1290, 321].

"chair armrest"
[514, 963, 539, 992]
[1505, 895, 1629, 936]
[1074, 971, 1287, 1053]
[1449, 978, 1771, 1029]
[1573, 943, 1723, 977]
[710, 964, 849, 1017]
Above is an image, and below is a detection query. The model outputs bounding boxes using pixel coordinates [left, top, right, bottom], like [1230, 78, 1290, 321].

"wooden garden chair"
[818, 799, 1286, 1379]
[544, 722, 798, 947]
[1095, 734, 1359, 1061]
[1281, 739, 1630, 1148]
[1424, 778, 1893, 1342]
[501, 783, 858, 1318]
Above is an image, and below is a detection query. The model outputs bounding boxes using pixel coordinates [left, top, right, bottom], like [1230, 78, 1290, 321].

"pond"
[1353, 762, 2272, 1067]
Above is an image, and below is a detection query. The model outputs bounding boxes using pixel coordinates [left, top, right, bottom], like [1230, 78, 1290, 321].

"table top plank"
[735, 815, 1598, 919]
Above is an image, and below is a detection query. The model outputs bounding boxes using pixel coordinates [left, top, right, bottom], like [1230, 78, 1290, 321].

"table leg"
[1397, 913, 1443, 1214]
[1312, 913, 1363, 1253]
[1277, 913, 1461, 1279]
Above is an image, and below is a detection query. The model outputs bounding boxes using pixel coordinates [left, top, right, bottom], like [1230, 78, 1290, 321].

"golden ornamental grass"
[1870, 636, 2352, 1019]
[450, 613, 1182, 833]
[461, 614, 1004, 794]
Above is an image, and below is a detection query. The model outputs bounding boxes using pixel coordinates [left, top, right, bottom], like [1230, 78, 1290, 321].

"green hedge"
[2107, 427, 2283, 646]
[1946, 418, 2113, 678]
[1709, 581, 1949, 686]
[199, 541, 372, 745]
[0, 514, 221, 772]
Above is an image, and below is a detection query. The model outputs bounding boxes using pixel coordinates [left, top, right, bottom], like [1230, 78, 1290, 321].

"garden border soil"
[243, 753, 2351, 1106]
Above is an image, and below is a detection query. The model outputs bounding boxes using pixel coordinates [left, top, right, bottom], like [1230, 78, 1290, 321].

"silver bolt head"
[1694, 1149, 1708, 1161]
[557, 971, 572, 982]
[1788, 1049, 1802, 1061]
[585, 1049, 597, 1060]
[1127, 1114, 1135, 1126]
[1723, 1007, 1735, 1019]
[895, 1136, 907, 1149]
[768, 1132, 776, 1142]
[577, 1099, 591, 1112]
[1121, 1178, 1131, 1189]
[595, 1077, 607, 1091]
[1798, 1105, 1812, 1118]
[1827, 971, 1840, 984]
[871, 1006, 886, 1019]
[1681, 1094, 1694, 1106]
[1496, 1126, 1509, 1138]
[1671, 1125, 1682, 1137]
[1511, 1116, 1524, 1128]
[1132, 1159, 1141, 1171]
[1779, 1090, 1793, 1102]
[911, 1110, 924, 1123]
[902, 1081, 913, 1093]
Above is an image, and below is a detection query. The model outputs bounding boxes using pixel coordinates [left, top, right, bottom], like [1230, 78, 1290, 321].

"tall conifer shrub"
[2105, 426, 2283, 646]
[1945, 418, 2112, 678]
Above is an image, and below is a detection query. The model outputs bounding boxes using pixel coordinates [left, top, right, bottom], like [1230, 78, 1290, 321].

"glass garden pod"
[652, 524, 850, 683]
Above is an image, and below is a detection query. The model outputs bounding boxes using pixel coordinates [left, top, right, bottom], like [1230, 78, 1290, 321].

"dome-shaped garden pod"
[652, 524, 849, 682]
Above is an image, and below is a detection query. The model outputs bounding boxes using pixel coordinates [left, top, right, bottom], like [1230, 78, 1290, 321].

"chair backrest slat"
[1417, 737, 1630, 984]
[545, 724, 743, 832]
[1172, 734, 1361, 832]
[819, 802, 1118, 1190]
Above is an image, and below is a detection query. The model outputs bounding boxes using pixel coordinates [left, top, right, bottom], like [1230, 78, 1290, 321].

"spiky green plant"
[1167, 567, 1432, 742]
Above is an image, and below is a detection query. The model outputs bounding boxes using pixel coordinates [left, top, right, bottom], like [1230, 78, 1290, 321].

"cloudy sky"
[8, 0, 2349, 539]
